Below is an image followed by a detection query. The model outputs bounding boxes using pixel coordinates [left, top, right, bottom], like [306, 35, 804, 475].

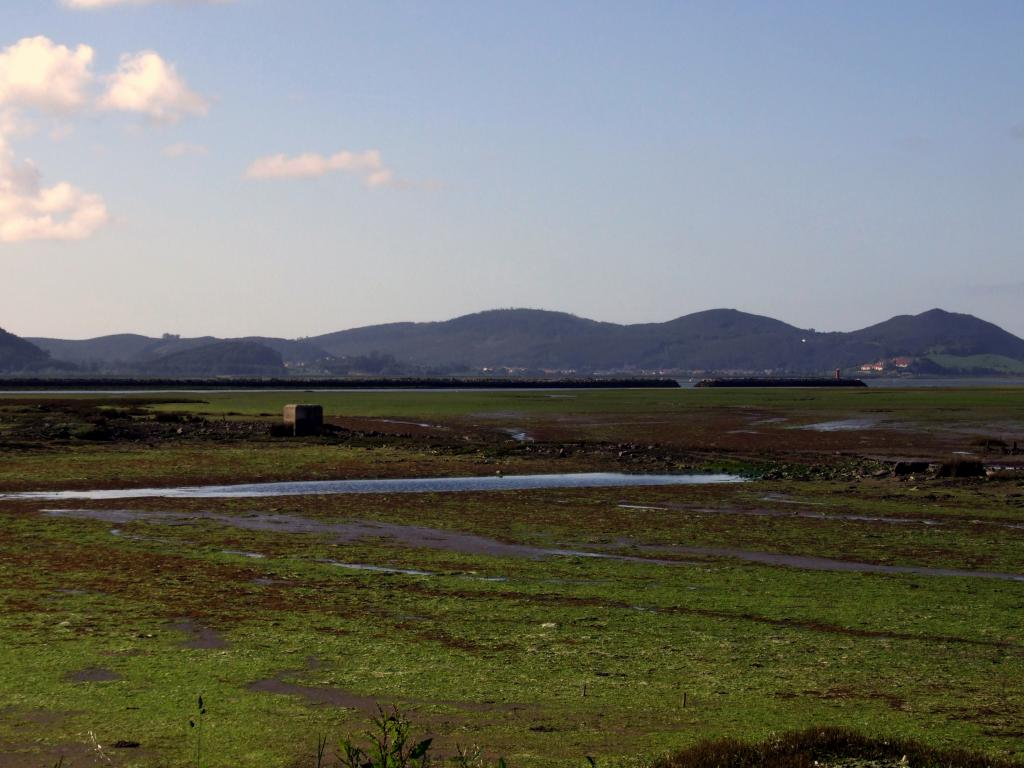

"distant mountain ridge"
[14, 307, 1024, 376]
[1, 327, 51, 372]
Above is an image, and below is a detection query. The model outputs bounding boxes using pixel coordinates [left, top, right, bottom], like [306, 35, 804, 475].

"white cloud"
[162, 141, 207, 157]
[0, 109, 29, 138]
[0, 134, 108, 243]
[245, 149, 395, 187]
[0, 37, 204, 243]
[99, 51, 208, 122]
[49, 123, 76, 141]
[0, 36, 95, 113]
[62, 0, 233, 8]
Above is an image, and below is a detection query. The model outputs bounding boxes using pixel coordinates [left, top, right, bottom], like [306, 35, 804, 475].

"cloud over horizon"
[244, 149, 394, 187]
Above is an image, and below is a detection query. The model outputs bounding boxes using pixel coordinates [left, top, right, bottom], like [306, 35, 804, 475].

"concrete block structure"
[283, 404, 324, 436]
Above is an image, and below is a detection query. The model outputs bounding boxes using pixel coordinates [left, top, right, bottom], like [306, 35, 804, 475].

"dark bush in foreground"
[652, 727, 1021, 768]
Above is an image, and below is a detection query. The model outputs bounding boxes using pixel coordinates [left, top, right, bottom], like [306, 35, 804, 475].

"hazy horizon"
[3, 1, 1024, 339]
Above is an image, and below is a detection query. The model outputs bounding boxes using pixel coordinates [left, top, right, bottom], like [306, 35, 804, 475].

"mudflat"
[0, 388, 1021, 767]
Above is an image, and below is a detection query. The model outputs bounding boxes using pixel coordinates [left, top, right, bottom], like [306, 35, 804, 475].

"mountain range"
[3, 307, 1024, 376]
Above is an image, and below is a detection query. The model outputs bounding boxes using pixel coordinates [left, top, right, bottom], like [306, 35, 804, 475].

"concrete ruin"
[283, 404, 323, 436]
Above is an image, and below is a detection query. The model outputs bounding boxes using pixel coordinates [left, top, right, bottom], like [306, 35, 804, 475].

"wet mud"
[248, 656, 528, 715]
[65, 667, 122, 683]
[40, 507, 1024, 581]
[169, 618, 228, 650]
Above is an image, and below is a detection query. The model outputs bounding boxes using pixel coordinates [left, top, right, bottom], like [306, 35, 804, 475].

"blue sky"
[2, 0, 1023, 339]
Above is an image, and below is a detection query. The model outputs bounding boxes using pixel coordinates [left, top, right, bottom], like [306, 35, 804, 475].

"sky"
[2, 0, 1023, 340]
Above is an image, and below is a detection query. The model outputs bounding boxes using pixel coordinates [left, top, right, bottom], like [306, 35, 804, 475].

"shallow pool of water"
[796, 418, 880, 432]
[3, 472, 742, 501]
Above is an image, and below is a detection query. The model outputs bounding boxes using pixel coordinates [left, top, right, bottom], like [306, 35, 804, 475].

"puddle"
[638, 544, 1024, 582]
[65, 667, 121, 683]
[222, 550, 265, 559]
[40, 508, 1019, 581]
[621, 498, 943, 527]
[632, 499, 1023, 531]
[7, 472, 741, 501]
[502, 428, 534, 442]
[170, 619, 228, 650]
[631, 605, 659, 613]
[378, 419, 447, 430]
[43, 509, 687, 566]
[248, 675, 382, 712]
[545, 548, 681, 566]
[796, 418, 880, 432]
[109, 527, 177, 543]
[325, 561, 433, 577]
[712, 505, 943, 527]
[759, 493, 827, 506]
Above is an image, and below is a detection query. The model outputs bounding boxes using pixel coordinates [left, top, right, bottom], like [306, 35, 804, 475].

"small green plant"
[338, 706, 433, 768]
[189, 695, 207, 768]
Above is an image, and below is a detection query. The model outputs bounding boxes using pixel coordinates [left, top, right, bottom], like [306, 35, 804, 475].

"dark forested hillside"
[840, 309, 1024, 359]
[15, 307, 1024, 376]
[308, 308, 1024, 373]
[0, 328, 53, 372]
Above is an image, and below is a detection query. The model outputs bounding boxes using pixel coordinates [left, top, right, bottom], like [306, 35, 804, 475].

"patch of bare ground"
[248, 656, 531, 718]
[168, 618, 228, 649]
[65, 667, 123, 683]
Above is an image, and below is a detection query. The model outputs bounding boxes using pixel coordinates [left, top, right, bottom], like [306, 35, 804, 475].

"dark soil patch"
[169, 618, 228, 649]
[65, 666, 122, 683]
[248, 675, 385, 712]
[248, 657, 528, 716]
[40, 507, 1024, 582]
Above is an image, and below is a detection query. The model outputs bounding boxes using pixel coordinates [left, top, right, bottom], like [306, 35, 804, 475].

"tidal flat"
[0, 388, 1021, 767]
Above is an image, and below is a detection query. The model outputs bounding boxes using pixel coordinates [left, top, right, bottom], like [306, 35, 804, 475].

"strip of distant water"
[3, 378, 1023, 394]
[1, 472, 742, 501]
[675, 377, 1024, 389]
